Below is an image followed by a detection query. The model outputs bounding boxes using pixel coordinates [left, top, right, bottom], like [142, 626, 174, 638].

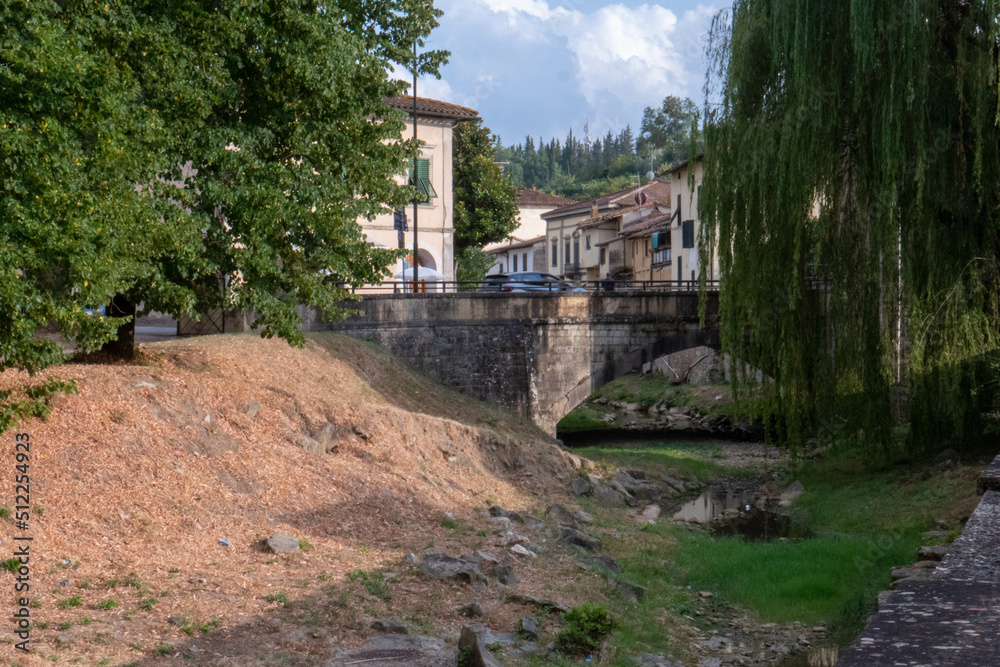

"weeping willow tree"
[700, 0, 1000, 458]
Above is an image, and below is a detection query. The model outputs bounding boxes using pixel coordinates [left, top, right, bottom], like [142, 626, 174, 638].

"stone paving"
[838, 455, 1000, 666]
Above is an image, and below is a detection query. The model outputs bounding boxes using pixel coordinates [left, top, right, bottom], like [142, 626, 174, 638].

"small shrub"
[155, 644, 171, 656]
[142, 597, 157, 611]
[79, 617, 92, 626]
[298, 538, 313, 552]
[0, 508, 9, 519]
[2, 558, 20, 574]
[58, 595, 82, 609]
[97, 599, 118, 610]
[37, 621, 50, 629]
[104, 579, 118, 590]
[556, 604, 614, 655]
[266, 592, 289, 605]
[441, 517, 458, 529]
[58, 621, 74, 630]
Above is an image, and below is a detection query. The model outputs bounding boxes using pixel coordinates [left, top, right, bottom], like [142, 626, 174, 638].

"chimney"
[591, 204, 599, 218]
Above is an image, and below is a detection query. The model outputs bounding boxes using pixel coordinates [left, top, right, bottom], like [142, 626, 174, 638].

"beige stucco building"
[543, 181, 672, 282]
[362, 97, 479, 283]
[668, 155, 719, 281]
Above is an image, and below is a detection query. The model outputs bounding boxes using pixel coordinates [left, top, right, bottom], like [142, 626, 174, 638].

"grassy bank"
[567, 439, 986, 658]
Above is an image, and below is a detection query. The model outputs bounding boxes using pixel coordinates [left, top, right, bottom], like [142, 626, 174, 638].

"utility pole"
[411, 41, 419, 293]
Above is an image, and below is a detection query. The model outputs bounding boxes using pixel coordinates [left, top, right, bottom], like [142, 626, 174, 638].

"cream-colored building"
[485, 235, 546, 275]
[668, 155, 719, 281]
[512, 190, 575, 241]
[543, 181, 672, 282]
[362, 97, 479, 283]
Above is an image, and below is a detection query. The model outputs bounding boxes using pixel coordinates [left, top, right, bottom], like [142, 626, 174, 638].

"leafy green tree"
[1, 0, 448, 367]
[638, 96, 700, 166]
[701, 0, 1000, 457]
[455, 247, 497, 289]
[453, 120, 519, 251]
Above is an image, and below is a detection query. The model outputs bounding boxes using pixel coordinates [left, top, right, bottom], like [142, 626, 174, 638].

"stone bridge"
[305, 293, 719, 435]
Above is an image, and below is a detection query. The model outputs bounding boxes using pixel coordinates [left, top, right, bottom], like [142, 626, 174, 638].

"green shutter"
[409, 158, 437, 202]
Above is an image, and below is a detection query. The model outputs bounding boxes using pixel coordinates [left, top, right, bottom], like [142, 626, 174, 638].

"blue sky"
[411, 1, 719, 146]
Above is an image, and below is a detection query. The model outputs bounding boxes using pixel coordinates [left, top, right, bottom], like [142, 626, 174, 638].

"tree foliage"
[453, 120, 519, 251]
[701, 0, 1000, 457]
[637, 95, 701, 165]
[0, 0, 447, 374]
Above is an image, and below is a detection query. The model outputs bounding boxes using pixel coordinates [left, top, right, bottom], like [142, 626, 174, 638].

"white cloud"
[466, 1, 716, 135]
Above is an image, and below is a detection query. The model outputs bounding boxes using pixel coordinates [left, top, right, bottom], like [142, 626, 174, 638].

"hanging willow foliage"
[700, 0, 1000, 458]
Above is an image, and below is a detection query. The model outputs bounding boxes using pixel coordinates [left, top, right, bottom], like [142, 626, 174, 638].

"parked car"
[500, 272, 587, 293]
[477, 274, 512, 293]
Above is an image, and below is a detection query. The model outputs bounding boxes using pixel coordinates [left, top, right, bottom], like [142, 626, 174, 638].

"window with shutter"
[408, 158, 437, 202]
[682, 220, 695, 248]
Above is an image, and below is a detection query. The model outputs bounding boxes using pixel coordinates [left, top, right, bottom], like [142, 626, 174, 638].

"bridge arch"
[309, 292, 719, 435]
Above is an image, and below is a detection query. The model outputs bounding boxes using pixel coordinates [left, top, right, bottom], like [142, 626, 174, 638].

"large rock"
[558, 528, 602, 553]
[420, 554, 482, 584]
[571, 478, 591, 495]
[518, 617, 541, 641]
[455, 602, 484, 618]
[459, 623, 502, 667]
[371, 619, 408, 634]
[616, 472, 662, 500]
[495, 564, 518, 585]
[636, 654, 684, 667]
[781, 481, 805, 502]
[506, 594, 571, 614]
[917, 545, 948, 561]
[544, 504, 579, 528]
[313, 423, 340, 453]
[267, 534, 300, 555]
[593, 483, 626, 507]
[662, 476, 687, 494]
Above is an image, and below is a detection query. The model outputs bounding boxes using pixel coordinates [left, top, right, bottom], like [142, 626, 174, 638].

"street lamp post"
[411, 41, 419, 293]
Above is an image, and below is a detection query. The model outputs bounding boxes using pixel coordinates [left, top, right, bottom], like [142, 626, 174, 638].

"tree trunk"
[102, 295, 136, 360]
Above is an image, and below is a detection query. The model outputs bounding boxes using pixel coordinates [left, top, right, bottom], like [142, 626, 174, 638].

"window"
[682, 220, 695, 248]
[522, 252, 528, 270]
[551, 239, 558, 267]
[696, 185, 702, 218]
[645, 239, 650, 255]
[565, 241, 571, 265]
[512, 254, 518, 272]
[676, 194, 682, 221]
[653, 248, 671, 265]
[600, 248, 606, 265]
[408, 158, 437, 202]
[585, 235, 591, 250]
[573, 239, 579, 265]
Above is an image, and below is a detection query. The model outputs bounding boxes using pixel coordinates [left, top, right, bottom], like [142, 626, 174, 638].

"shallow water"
[672, 488, 812, 541]
[671, 486, 756, 523]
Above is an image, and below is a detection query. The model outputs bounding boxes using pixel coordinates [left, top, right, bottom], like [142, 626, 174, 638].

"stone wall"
[306, 293, 719, 434]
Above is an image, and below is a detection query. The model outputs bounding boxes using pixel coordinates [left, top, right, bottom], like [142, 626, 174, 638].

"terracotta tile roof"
[384, 96, 480, 121]
[517, 189, 576, 208]
[543, 180, 672, 219]
[486, 235, 547, 254]
[620, 212, 673, 239]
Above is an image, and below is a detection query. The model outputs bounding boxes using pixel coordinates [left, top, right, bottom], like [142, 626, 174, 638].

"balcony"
[652, 248, 672, 266]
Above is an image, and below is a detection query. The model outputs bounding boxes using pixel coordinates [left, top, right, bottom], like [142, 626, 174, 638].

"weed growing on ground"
[96, 599, 118, 610]
[58, 596, 82, 609]
[266, 592, 290, 605]
[557, 604, 614, 655]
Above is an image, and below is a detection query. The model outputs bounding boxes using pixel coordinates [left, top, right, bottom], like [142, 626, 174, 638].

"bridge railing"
[344, 279, 720, 295]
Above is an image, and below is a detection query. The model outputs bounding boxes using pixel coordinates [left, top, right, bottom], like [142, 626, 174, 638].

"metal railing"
[345, 279, 720, 295]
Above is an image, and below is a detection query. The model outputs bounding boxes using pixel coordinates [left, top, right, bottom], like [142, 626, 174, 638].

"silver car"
[501, 272, 587, 293]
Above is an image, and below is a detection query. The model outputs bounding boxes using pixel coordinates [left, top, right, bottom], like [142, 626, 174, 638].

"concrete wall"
[305, 293, 719, 434]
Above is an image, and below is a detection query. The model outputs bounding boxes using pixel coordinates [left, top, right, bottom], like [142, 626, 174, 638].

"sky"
[411, 0, 720, 147]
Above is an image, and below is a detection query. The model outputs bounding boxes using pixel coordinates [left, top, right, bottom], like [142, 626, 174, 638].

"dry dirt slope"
[0, 333, 587, 666]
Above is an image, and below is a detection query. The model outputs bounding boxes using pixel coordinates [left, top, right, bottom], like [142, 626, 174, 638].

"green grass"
[670, 530, 913, 641]
[557, 406, 609, 433]
[590, 374, 688, 409]
[569, 437, 986, 656]
[574, 440, 753, 482]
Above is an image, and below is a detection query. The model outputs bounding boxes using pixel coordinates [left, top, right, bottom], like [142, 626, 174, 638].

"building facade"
[361, 97, 479, 283]
[668, 155, 719, 281]
[543, 181, 672, 281]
